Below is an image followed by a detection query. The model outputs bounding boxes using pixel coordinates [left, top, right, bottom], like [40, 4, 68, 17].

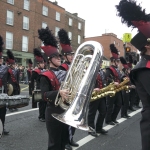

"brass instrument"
[91, 82, 116, 102]
[52, 41, 103, 131]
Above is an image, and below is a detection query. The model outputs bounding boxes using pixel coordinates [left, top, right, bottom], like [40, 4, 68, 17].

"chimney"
[53, 1, 58, 5]
[73, 13, 78, 17]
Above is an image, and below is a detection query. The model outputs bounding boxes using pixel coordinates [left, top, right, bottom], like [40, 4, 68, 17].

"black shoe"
[3, 129, 9, 135]
[113, 120, 119, 124]
[134, 105, 142, 109]
[65, 144, 72, 150]
[97, 129, 108, 134]
[69, 138, 79, 147]
[106, 121, 115, 125]
[121, 115, 128, 118]
[129, 107, 136, 111]
[88, 131, 98, 137]
[39, 118, 45, 122]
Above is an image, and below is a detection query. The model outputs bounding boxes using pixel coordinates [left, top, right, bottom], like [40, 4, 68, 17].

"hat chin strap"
[50, 59, 59, 68]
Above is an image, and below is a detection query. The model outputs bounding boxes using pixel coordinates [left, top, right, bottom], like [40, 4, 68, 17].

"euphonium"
[52, 41, 103, 131]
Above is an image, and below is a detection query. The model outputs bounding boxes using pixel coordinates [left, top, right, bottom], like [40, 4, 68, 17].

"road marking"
[21, 86, 29, 91]
[73, 108, 142, 150]
[6, 108, 38, 117]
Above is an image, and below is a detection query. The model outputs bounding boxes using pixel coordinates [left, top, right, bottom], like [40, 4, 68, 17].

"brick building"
[0, 0, 85, 65]
[85, 33, 138, 67]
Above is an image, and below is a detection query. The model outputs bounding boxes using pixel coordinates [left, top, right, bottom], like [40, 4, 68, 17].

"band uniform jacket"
[27, 68, 32, 95]
[129, 55, 150, 150]
[7, 67, 20, 95]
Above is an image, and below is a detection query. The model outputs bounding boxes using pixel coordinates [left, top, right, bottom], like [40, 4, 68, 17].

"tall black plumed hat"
[120, 57, 129, 69]
[6, 50, 15, 64]
[28, 59, 33, 67]
[33, 48, 44, 63]
[110, 44, 119, 59]
[116, 0, 150, 51]
[58, 29, 73, 55]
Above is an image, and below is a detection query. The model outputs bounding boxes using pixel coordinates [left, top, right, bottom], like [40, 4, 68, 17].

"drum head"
[7, 84, 13, 96]
[0, 119, 3, 139]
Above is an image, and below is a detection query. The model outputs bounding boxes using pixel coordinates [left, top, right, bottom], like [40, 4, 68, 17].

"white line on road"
[6, 108, 38, 117]
[73, 108, 142, 150]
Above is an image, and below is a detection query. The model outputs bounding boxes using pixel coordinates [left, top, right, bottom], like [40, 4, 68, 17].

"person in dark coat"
[116, 0, 150, 149]
[38, 27, 69, 150]
[88, 60, 108, 137]
[31, 48, 46, 122]
[27, 59, 33, 96]
[105, 44, 123, 125]
[58, 29, 78, 150]
[0, 35, 9, 135]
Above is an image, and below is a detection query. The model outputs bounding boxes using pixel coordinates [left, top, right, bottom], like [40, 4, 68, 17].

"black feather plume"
[116, 0, 150, 28]
[33, 48, 43, 57]
[28, 59, 33, 64]
[58, 29, 71, 45]
[0, 35, 4, 52]
[120, 57, 127, 64]
[7, 50, 14, 59]
[110, 44, 119, 55]
[128, 54, 133, 63]
[38, 27, 58, 48]
[133, 59, 137, 65]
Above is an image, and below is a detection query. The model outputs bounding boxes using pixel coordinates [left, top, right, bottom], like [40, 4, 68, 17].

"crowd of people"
[0, 1, 150, 150]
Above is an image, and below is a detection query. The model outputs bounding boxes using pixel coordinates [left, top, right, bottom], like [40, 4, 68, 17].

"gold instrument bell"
[7, 84, 13, 96]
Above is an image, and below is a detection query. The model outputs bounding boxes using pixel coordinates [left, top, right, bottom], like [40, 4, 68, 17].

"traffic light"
[125, 47, 131, 53]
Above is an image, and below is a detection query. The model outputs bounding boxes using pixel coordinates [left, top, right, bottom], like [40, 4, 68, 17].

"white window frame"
[7, 0, 14, 5]
[6, 32, 13, 49]
[78, 22, 81, 30]
[23, 16, 29, 30]
[24, 0, 30, 11]
[69, 18, 72, 26]
[55, 27, 60, 37]
[42, 6, 48, 16]
[6, 10, 14, 26]
[22, 36, 28, 52]
[78, 35, 81, 44]
[42, 22, 47, 28]
[68, 32, 72, 40]
[56, 12, 60, 21]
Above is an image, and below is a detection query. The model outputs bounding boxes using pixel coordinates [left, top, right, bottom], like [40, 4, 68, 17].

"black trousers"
[105, 92, 122, 123]
[121, 91, 130, 117]
[32, 94, 37, 108]
[129, 89, 136, 108]
[140, 108, 150, 150]
[88, 97, 106, 131]
[29, 82, 32, 96]
[68, 126, 76, 142]
[38, 101, 47, 119]
[45, 106, 69, 150]
[134, 89, 140, 106]
[0, 106, 7, 128]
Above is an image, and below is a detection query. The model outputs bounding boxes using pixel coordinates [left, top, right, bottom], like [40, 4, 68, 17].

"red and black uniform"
[105, 65, 122, 123]
[0, 64, 8, 129]
[27, 68, 32, 96]
[88, 69, 107, 132]
[40, 67, 68, 150]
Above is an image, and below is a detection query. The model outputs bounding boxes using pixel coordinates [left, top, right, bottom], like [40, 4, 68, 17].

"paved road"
[0, 84, 142, 150]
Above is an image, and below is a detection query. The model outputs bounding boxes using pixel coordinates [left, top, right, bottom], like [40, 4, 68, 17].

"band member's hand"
[114, 82, 119, 86]
[94, 88, 100, 92]
[60, 89, 69, 101]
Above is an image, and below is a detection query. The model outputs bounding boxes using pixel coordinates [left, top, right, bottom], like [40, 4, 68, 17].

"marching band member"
[27, 59, 33, 96]
[6, 50, 20, 111]
[127, 55, 136, 111]
[105, 44, 122, 125]
[88, 59, 108, 137]
[120, 57, 131, 118]
[58, 29, 78, 150]
[116, 0, 150, 149]
[0, 35, 9, 135]
[38, 27, 69, 150]
[31, 48, 46, 122]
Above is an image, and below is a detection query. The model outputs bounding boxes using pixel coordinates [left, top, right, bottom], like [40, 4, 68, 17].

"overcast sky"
[51, 0, 150, 39]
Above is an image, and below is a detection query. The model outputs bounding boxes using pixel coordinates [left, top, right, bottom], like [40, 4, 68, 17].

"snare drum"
[7, 95, 30, 109]
[34, 90, 42, 102]
[0, 94, 9, 108]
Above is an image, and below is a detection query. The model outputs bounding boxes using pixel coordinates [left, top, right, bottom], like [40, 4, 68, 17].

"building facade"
[0, 0, 85, 66]
[85, 33, 138, 68]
